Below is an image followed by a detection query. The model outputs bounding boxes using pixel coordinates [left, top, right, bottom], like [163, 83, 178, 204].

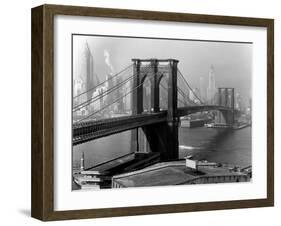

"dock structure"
[73, 152, 161, 189]
[73, 151, 251, 190]
[73, 171, 105, 190]
[111, 160, 251, 188]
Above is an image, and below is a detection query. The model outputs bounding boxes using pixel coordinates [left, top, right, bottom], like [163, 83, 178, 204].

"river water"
[178, 127, 251, 168]
[73, 126, 251, 170]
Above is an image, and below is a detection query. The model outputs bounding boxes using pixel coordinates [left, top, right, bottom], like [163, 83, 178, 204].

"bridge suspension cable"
[159, 79, 184, 106]
[76, 65, 154, 123]
[73, 73, 135, 112]
[177, 86, 198, 106]
[73, 63, 133, 100]
[177, 90, 191, 106]
[159, 78, 191, 107]
[177, 69, 204, 105]
[176, 73, 200, 106]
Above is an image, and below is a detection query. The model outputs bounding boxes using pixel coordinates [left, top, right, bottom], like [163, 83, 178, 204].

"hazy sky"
[73, 35, 252, 104]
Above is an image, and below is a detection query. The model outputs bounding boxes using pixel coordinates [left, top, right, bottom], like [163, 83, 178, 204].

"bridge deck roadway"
[73, 105, 234, 146]
[73, 112, 167, 145]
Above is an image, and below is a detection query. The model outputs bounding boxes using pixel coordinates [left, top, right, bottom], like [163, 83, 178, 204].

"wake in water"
[179, 145, 218, 161]
[179, 145, 204, 150]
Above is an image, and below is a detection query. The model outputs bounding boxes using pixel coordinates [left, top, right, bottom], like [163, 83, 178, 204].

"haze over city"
[73, 35, 252, 108]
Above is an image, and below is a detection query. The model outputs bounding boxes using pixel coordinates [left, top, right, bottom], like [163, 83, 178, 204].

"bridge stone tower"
[216, 88, 235, 126]
[131, 59, 179, 161]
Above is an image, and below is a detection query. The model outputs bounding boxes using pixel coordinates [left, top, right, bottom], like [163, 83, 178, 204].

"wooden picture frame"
[31, 4, 274, 221]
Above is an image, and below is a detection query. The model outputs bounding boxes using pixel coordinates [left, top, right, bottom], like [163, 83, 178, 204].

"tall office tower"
[107, 75, 114, 112]
[183, 86, 190, 105]
[115, 76, 125, 112]
[103, 49, 116, 113]
[189, 89, 195, 102]
[235, 92, 242, 110]
[195, 88, 201, 103]
[82, 42, 100, 107]
[73, 78, 83, 106]
[206, 65, 216, 104]
[199, 76, 205, 101]
[73, 73, 88, 115]
[90, 87, 102, 112]
[189, 88, 199, 103]
[83, 42, 94, 104]
[124, 79, 131, 113]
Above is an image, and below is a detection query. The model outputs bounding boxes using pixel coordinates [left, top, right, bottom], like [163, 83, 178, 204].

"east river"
[73, 126, 251, 170]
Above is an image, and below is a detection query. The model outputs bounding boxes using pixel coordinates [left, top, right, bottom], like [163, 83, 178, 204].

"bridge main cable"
[73, 73, 136, 112]
[73, 64, 152, 112]
[76, 65, 154, 123]
[73, 63, 133, 100]
[177, 68, 204, 105]
[159, 79, 194, 105]
[177, 86, 198, 106]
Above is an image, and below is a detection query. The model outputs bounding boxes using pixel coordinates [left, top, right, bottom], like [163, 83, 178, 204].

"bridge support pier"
[142, 120, 179, 160]
[217, 88, 235, 126]
[130, 59, 179, 161]
[165, 59, 179, 160]
[131, 59, 143, 153]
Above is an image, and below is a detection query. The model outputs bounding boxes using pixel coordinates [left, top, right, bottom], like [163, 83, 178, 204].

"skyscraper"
[199, 76, 205, 101]
[206, 65, 216, 104]
[73, 78, 87, 118]
[81, 43, 100, 105]
[189, 89, 195, 102]
[123, 77, 134, 113]
[103, 49, 116, 113]
[83, 42, 94, 105]
[235, 92, 242, 110]
[193, 88, 200, 104]
[116, 76, 125, 112]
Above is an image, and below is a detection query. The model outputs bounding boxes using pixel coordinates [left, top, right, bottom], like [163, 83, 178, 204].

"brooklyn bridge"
[73, 58, 239, 162]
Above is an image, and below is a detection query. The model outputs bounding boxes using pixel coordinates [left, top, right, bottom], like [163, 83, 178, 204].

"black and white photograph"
[72, 34, 252, 190]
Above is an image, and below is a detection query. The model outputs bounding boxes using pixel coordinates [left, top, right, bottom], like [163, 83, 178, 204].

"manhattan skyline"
[73, 35, 252, 112]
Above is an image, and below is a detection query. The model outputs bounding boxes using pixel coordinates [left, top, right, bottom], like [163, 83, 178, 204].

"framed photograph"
[31, 4, 274, 221]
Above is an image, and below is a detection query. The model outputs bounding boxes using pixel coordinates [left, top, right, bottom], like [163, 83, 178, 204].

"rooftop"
[112, 160, 248, 188]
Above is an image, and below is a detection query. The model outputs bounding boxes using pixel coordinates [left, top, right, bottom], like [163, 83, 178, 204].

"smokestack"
[103, 49, 114, 75]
